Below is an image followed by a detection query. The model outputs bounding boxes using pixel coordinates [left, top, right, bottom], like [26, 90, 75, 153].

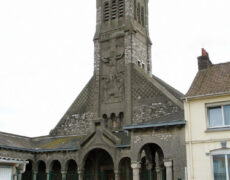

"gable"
[50, 76, 98, 136]
[131, 65, 184, 124]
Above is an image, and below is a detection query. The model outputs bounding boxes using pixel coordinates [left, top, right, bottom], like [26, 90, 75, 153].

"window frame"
[0, 166, 13, 180]
[210, 149, 230, 180]
[206, 102, 230, 129]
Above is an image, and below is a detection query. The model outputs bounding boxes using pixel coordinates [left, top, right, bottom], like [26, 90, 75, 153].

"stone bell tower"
[93, 0, 152, 127]
[94, 0, 152, 73]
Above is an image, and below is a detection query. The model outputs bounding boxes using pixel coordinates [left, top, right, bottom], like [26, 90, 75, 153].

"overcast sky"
[0, 0, 230, 137]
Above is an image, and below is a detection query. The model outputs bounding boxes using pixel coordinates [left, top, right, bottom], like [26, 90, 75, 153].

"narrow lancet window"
[141, 6, 145, 26]
[119, 112, 124, 128]
[134, 0, 137, 20]
[111, 113, 117, 128]
[103, 114, 108, 128]
[137, 3, 141, 24]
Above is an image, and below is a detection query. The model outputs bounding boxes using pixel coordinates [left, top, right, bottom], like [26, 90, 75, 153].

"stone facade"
[0, 0, 186, 180]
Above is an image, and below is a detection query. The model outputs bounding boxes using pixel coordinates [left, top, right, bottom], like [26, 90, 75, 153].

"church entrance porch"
[83, 148, 115, 180]
[132, 143, 168, 180]
[139, 143, 166, 180]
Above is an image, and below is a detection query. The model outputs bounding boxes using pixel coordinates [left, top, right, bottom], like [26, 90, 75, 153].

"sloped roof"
[0, 131, 130, 152]
[152, 74, 184, 101]
[0, 132, 82, 152]
[0, 156, 28, 164]
[124, 111, 185, 130]
[185, 62, 230, 98]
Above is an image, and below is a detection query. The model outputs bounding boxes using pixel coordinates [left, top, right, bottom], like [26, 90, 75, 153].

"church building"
[0, 0, 186, 180]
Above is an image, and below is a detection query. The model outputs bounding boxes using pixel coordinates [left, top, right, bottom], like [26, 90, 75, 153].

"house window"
[213, 154, 230, 180]
[208, 104, 230, 128]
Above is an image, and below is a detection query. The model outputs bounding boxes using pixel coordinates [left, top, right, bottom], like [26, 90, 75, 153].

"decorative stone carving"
[101, 38, 125, 104]
[132, 101, 179, 124]
[50, 112, 96, 136]
[101, 52, 125, 103]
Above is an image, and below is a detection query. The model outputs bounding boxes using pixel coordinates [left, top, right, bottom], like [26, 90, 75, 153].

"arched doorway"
[66, 160, 78, 180]
[83, 148, 114, 180]
[22, 160, 33, 180]
[139, 143, 166, 180]
[119, 157, 132, 180]
[37, 161, 46, 180]
[50, 160, 62, 180]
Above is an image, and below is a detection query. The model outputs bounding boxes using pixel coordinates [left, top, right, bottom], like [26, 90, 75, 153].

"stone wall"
[50, 112, 96, 136]
[131, 127, 186, 180]
[131, 67, 181, 124]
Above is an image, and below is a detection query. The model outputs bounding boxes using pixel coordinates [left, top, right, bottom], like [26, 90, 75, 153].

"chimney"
[197, 48, 212, 71]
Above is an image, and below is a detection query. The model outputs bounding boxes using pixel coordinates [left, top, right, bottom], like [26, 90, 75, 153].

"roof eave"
[0, 145, 79, 153]
[123, 120, 186, 130]
[183, 91, 230, 101]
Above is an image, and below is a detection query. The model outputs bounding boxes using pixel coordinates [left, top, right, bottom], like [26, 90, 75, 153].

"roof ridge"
[152, 74, 184, 97]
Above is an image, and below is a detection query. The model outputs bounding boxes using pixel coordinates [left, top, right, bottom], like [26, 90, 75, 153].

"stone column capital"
[78, 169, 84, 174]
[164, 159, 173, 167]
[131, 162, 141, 169]
[114, 169, 119, 174]
[146, 163, 153, 170]
[46, 170, 50, 174]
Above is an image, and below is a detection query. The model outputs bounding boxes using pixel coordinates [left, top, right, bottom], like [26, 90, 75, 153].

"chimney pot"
[198, 48, 212, 71]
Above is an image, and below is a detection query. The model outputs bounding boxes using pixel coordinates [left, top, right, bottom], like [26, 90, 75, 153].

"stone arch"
[81, 148, 115, 180]
[119, 157, 132, 180]
[118, 112, 124, 128]
[63, 159, 78, 171]
[22, 159, 34, 180]
[64, 159, 78, 180]
[138, 143, 166, 180]
[103, 114, 108, 128]
[79, 145, 116, 169]
[37, 160, 46, 180]
[110, 113, 117, 129]
[50, 160, 62, 180]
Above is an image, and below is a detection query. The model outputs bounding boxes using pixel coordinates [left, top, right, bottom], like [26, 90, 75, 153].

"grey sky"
[0, 0, 229, 137]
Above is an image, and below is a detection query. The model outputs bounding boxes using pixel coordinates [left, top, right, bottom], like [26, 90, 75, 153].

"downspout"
[186, 97, 194, 179]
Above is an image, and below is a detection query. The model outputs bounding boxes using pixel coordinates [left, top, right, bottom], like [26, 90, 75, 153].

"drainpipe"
[185, 98, 194, 179]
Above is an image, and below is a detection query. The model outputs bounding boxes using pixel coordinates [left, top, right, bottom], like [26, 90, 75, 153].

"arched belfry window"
[111, 113, 117, 128]
[118, 0, 124, 18]
[119, 112, 124, 128]
[111, 0, 117, 20]
[137, 3, 141, 24]
[141, 6, 145, 26]
[104, 2, 110, 22]
[103, 114, 108, 128]
[134, 0, 137, 20]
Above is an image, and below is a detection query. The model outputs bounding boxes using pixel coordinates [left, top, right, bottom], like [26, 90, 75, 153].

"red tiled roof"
[185, 62, 230, 98]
